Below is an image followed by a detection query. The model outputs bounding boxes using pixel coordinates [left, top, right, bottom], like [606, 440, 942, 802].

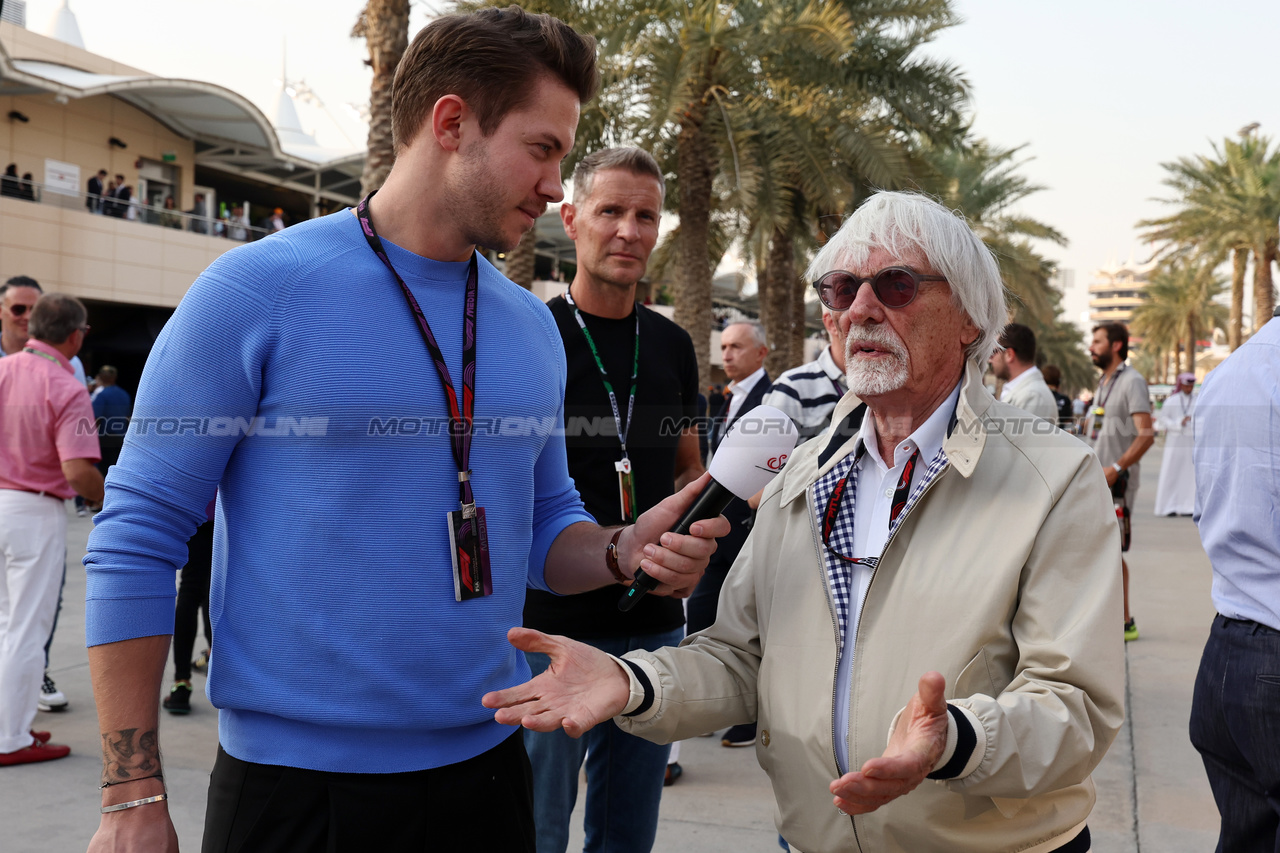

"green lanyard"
[564, 288, 639, 460]
[23, 347, 62, 367]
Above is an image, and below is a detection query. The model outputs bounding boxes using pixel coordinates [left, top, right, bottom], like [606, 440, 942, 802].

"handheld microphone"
[618, 405, 799, 611]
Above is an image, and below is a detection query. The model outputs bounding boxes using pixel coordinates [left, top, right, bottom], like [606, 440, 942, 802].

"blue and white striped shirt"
[762, 346, 848, 441]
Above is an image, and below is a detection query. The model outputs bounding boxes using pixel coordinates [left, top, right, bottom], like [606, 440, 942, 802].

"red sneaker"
[30, 730, 51, 744]
[0, 739, 71, 766]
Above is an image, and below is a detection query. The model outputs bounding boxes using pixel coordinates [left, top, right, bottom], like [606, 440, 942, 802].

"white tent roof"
[4, 57, 363, 170]
[0, 34, 366, 205]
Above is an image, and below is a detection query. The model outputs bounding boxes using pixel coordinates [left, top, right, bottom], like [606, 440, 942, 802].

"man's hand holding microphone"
[486, 405, 799, 727]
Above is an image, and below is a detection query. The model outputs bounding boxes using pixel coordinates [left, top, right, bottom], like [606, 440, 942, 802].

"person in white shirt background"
[987, 322, 1058, 423]
[1154, 372, 1196, 516]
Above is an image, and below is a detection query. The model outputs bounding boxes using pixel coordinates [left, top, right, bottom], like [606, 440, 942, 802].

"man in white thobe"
[1154, 372, 1196, 516]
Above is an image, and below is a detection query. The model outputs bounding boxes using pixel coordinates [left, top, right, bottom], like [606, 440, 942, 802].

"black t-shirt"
[523, 296, 699, 639]
[1052, 390, 1072, 426]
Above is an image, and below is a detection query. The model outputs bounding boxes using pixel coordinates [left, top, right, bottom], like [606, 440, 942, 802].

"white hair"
[725, 321, 768, 349]
[805, 191, 1008, 364]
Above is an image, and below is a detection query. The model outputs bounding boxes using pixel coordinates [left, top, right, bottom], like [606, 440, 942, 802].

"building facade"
[1088, 257, 1156, 327]
[1, 14, 363, 390]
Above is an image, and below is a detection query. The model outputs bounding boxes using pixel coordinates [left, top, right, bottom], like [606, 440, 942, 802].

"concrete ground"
[1, 436, 1221, 851]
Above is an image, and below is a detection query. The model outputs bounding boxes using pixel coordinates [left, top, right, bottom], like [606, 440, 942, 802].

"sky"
[22, 0, 1280, 330]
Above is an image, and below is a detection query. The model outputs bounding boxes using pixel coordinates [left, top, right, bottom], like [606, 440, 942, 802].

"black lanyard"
[356, 193, 479, 512]
[564, 288, 639, 460]
[1096, 363, 1126, 410]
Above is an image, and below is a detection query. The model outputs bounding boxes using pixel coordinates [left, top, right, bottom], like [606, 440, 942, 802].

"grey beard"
[844, 325, 910, 396]
[845, 355, 910, 396]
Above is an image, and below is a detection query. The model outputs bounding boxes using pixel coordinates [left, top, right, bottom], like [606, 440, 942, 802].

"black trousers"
[202, 731, 536, 852]
[173, 521, 214, 682]
[1189, 614, 1280, 853]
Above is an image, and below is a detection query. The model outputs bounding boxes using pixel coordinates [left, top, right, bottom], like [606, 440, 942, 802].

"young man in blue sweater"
[83, 10, 726, 852]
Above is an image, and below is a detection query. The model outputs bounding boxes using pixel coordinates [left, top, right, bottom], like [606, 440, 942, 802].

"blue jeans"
[524, 626, 683, 853]
[1189, 614, 1280, 853]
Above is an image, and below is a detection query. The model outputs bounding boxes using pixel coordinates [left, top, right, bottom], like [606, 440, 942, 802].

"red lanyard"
[821, 443, 920, 550]
[355, 193, 479, 511]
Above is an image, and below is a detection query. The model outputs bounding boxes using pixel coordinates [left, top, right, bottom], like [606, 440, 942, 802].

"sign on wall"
[43, 159, 81, 196]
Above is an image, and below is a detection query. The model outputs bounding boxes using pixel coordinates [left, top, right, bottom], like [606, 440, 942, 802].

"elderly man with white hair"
[483, 192, 1125, 853]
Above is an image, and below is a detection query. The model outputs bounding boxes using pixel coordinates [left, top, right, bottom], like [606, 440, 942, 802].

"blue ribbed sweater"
[84, 210, 592, 773]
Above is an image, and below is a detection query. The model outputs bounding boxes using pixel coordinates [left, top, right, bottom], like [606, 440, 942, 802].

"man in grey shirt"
[1086, 322, 1154, 641]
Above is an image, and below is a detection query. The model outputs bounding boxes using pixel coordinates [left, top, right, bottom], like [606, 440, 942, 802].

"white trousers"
[0, 490, 67, 752]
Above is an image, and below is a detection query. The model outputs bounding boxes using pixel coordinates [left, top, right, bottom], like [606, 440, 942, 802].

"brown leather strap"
[605, 527, 631, 585]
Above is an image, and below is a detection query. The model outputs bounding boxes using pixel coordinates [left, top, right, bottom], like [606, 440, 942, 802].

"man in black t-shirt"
[1042, 364, 1074, 431]
[523, 148, 703, 853]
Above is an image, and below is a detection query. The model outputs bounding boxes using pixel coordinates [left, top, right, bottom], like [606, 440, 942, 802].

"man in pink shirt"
[0, 293, 104, 766]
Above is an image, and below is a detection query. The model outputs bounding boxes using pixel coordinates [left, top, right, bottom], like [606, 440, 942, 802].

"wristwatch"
[1112, 463, 1123, 474]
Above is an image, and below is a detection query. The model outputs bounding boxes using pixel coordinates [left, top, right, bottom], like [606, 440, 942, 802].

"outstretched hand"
[482, 628, 632, 738]
[830, 672, 949, 815]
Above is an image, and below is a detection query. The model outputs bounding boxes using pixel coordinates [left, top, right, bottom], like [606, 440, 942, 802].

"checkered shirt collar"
[813, 446, 950, 645]
[811, 384, 961, 645]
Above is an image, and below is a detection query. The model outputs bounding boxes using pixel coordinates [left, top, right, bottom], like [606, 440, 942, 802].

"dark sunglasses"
[812, 267, 947, 311]
[8, 303, 31, 317]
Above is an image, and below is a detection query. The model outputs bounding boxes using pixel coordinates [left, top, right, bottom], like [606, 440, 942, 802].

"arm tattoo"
[100, 728, 162, 786]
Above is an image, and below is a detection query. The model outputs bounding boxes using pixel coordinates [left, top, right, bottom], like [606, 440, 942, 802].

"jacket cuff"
[885, 701, 986, 781]
[612, 655, 662, 722]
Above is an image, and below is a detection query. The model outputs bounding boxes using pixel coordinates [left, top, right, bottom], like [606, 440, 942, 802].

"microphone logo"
[755, 453, 789, 474]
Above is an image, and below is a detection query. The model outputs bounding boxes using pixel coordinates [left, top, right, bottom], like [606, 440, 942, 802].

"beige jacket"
[619, 362, 1125, 852]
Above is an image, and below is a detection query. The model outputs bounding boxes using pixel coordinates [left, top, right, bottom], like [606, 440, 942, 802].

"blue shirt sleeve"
[84, 242, 288, 646]
[523, 294, 593, 593]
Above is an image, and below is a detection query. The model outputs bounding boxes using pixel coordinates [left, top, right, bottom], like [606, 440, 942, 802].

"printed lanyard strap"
[23, 347, 62, 367]
[821, 443, 920, 544]
[564, 288, 639, 457]
[356, 192, 478, 509]
[1097, 363, 1125, 410]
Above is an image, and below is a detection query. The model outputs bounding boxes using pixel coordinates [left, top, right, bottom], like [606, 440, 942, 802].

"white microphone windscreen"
[708, 405, 799, 499]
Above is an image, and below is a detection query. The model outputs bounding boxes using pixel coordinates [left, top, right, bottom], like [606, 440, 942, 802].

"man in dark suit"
[690, 321, 771, 747]
[105, 174, 128, 218]
[86, 170, 107, 214]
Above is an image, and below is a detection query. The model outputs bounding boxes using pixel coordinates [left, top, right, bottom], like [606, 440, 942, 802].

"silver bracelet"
[101, 793, 167, 814]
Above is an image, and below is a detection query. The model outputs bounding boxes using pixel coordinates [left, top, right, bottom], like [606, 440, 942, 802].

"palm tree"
[502, 228, 539, 289]
[1140, 134, 1280, 346]
[739, 0, 967, 375]
[1035, 316, 1096, 393]
[741, 4, 969, 375]
[615, 1, 851, 386]
[485, 0, 967, 386]
[912, 137, 1092, 382]
[916, 140, 1065, 322]
[1131, 259, 1228, 376]
[353, 0, 411, 196]
[1128, 292, 1181, 381]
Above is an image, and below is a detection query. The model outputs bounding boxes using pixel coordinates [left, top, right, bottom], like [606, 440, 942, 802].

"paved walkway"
[1, 437, 1220, 851]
